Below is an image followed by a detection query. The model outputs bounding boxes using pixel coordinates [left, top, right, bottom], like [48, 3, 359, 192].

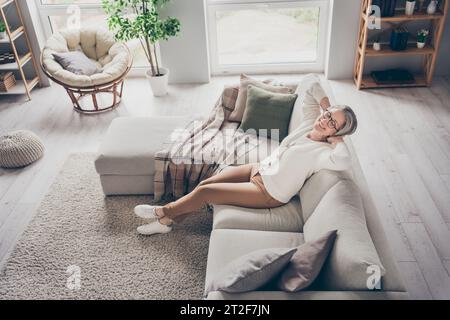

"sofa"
[94, 78, 408, 299]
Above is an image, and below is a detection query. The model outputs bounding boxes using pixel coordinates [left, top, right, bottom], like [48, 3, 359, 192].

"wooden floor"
[0, 75, 449, 299]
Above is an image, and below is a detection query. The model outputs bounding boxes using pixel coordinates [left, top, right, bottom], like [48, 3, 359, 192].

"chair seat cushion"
[42, 28, 131, 87]
[95, 116, 189, 176]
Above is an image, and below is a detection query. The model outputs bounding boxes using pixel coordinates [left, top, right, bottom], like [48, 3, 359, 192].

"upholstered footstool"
[95, 116, 188, 195]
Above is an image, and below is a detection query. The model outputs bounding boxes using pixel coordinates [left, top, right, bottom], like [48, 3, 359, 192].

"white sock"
[137, 220, 173, 236]
[134, 205, 163, 220]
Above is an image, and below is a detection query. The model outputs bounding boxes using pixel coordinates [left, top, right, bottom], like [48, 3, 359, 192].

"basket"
[0, 71, 16, 92]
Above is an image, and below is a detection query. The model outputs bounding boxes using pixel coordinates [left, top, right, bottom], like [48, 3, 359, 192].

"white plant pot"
[405, 1, 416, 15]
[146, 67, 169, 97]
[417, 41, 426, 49]
[373, 42, 381, 51]
[0, 31, 6, 39]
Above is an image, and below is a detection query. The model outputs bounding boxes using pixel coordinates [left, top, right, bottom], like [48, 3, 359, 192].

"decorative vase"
[0, 31, 6, 39]
[146, 67, 169, 97]
[373, 42, 381, 51]
[417, 41, 426, 48]
[405, 0, 416, 15]
[427, 0, 438, 14]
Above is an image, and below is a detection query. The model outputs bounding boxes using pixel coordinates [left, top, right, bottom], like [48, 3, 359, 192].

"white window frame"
[207, 0, 329, 75]
[35, 1, 104, 38]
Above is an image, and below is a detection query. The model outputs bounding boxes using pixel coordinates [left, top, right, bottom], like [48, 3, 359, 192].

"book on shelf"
[370, 69, 416, 84]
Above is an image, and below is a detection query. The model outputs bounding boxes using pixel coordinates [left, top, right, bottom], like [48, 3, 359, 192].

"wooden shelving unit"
[354, 0, 449, 89]
[0, 0, 41, 99]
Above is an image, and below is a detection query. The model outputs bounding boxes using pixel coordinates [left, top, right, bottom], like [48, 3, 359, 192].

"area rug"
[0, 153, 212, 300]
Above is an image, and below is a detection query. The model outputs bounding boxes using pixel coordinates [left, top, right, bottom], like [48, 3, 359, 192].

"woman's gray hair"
[329, 105, 358, 136]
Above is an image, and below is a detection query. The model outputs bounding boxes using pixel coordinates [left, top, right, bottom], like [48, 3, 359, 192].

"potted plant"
[417, 29, 429, 48]
[405, 0, 416, 16]
[0, 21, 6, 39]
[102, 0, 181, 96]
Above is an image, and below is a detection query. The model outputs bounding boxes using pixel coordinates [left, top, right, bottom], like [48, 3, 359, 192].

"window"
[207, 0, 329, 74]
[35, 0, 148, 67]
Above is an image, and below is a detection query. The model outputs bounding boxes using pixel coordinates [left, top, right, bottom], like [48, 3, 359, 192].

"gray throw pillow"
[52, 51, 100, 76]
[238, 85, 297, 142]
[205, 247, 297, 295]
[277, 230, 338, 292]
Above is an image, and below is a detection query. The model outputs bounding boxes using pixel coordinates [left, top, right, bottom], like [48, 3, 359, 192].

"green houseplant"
[0, 21, 7, 39]
[102, 0, 181, 96]
[417, 29, 429, 48]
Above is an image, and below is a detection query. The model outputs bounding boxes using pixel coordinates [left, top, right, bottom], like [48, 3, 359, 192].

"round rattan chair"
[41, 28, 133, 114]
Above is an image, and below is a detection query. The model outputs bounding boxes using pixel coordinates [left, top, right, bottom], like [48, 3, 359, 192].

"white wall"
[435, 14, 450, 76]
[159, 0, 211, 84]
[325, 0, 361, 80]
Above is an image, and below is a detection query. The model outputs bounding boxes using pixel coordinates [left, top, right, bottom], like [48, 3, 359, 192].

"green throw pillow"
[238, 85, 297, 142]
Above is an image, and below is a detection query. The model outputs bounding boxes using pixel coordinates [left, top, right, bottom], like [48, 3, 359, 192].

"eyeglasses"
[321, 111, 338, 130]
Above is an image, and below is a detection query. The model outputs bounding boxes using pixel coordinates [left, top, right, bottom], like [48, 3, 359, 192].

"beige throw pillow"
[228, 74, 292, 122]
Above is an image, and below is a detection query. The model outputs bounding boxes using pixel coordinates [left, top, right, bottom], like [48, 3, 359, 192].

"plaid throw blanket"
[153, 85, 280, 203]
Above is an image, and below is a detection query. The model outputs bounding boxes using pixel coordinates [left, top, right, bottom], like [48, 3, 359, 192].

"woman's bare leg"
[198, 163, 255, 186]
[158, 181, 279, 225]
[155, 163, 257, 224]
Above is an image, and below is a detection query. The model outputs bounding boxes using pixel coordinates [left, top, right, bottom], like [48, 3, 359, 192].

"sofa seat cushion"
[212, 196, 303, 232]
[205, 229, 304, 295]
[304, 178, 385, 291]
[95, 116, 188, 176]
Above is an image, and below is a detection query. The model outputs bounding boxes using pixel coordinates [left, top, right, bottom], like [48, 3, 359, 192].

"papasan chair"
[41, 28, 132, 114]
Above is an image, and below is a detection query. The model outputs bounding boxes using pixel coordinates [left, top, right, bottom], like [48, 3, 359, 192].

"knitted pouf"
[0, 130, 45, 168]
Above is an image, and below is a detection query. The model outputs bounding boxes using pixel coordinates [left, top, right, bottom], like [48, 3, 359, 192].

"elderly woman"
[135, 79, 358, 235]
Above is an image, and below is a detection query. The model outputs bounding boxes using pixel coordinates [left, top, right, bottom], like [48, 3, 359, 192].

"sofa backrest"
[298, 159, 406, 292]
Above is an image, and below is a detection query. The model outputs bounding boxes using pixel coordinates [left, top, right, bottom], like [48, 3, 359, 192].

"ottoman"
[95, 116, 189, 195]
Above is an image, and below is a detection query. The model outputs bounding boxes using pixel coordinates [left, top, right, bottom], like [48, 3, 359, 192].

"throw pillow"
[205, 247, 297, 295]
[277, 230, 338, 292]
[238, 85, 297, 142]
[228, 74, 292, 122]
[52, 51, 100, 76]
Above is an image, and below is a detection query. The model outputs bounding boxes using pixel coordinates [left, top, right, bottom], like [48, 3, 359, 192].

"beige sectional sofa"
[95, 79, 408, 300]
[205, 141, 408, 299]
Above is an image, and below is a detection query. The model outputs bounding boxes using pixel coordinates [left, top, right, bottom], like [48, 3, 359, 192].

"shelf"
[0, 0, 13, 9]
[0, 27, 24, 44]
[0, 77, 39, 95]
[364, 10, 444, 22]
[360, 74, 427, 89]
[0, 52, 32, 70]
[365, 44, 435, 56]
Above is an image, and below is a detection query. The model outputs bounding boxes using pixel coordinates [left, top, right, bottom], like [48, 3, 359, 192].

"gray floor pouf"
[0, 130, 45, 168]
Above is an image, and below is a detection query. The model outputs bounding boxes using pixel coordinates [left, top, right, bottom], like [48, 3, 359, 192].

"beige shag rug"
[0, 153, 212, 300]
